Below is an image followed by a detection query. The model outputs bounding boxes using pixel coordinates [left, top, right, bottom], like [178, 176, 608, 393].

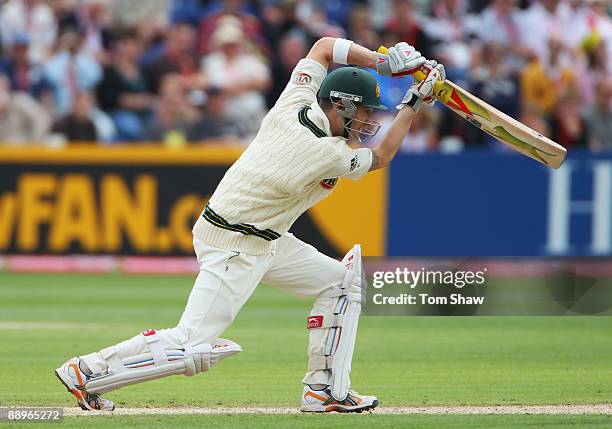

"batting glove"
[397, 60, 446, 112]
[376, 42, 426, 77]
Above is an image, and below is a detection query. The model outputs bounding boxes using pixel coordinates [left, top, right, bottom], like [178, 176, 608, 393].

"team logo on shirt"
[320, 178, 338, 189]
[293, 73, 311, 85]
[350, 155, 359, 172]
[375, 83, 380, 98]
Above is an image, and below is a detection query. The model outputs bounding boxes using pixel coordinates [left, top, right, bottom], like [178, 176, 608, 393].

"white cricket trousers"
[81, 232, 347, 386]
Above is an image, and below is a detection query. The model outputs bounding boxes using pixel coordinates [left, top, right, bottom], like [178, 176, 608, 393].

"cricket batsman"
[55, 37, 445, 413]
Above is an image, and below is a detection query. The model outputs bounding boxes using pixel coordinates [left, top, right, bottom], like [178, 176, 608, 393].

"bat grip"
[377, 46, 443, 97]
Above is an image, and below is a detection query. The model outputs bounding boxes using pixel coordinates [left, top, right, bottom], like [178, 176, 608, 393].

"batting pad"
[84, 335, 242, 394]
[307, 244, 364, 401]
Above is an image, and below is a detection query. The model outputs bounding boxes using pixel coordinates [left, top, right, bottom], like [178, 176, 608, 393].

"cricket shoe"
[55, 357, 115, 411]
[300, 385, 379, 413]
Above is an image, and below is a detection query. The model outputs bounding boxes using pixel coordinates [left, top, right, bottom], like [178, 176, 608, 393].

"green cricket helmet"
[318, 67, 387, 142]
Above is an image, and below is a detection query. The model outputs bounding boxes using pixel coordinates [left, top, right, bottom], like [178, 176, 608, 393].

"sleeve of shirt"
[274, 58, 328, 110]
[323, 144, 373, 181]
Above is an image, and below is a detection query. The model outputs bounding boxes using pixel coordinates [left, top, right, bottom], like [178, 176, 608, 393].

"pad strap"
[141, 329, 167, 365]
[100, 346, 125, 374]
[182, 343, 197, 376]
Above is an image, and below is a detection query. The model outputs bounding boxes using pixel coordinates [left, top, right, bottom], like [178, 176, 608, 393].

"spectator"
[560, 0, 590, 50]
[477, 0, 531, 70]
[0, 74, 51, 144]
[266, 32, 307, 108]
[144, 20, 197, 93]
[170, 0, 206, 27]
[0, 33, 50, 99]
[135, 18, 167, 69]
[0, 0, 57, 64]
[385, 0, 432, 59]
[469, 0, 496, 13]
[51, 91, 99, 142]
[400, 107, 439, 153]
[318, 0, 356, 29]
[43, 25, 102, 116]
[260, 0, 301, 54]
[471, 43, 520, 146]
[423, 0, 480, 78]
[581, 0, 612, 72]
[143, 74, 199, 144]
[519, 104, 552, 141]
[520, 36, 576, 116]
[201, 18, 271, 137]
[426, 0, 474, 44]
[197, 0, 267, 56]
[585, 78, 612, 151]
[111, 0, 171, 28]
[548, 94, 589, 149]
[187, 87, 240, 141]
[518, 0, 566, 63]
[294, 0, 346, 39]
[79, 0, 114, 63]
[0, 0, 607, 152]
[97, 28, 154, 141]
[346, 4, 378, 50]
[576, 36, 609, 107]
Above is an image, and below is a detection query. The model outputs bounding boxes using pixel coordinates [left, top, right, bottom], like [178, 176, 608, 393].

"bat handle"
[377, 46, 444, 98]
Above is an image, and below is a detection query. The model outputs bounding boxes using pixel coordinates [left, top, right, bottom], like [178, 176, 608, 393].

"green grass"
[0, 273, 611, 428]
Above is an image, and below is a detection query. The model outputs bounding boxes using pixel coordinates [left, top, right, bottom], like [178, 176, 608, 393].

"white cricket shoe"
[55, 357, 115, 411]
[300, 385, 379, 413]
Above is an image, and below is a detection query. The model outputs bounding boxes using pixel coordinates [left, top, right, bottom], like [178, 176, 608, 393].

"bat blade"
[435, 80, 567, 169]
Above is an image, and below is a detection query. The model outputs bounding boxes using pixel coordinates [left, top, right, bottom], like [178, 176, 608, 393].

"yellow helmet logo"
[375, 83, 380, 98]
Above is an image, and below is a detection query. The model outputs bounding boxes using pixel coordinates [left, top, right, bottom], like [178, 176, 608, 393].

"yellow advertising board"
[0, 145, 386, 256]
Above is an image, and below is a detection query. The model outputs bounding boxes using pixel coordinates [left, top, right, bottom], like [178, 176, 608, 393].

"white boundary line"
[62, 404, 612, 416]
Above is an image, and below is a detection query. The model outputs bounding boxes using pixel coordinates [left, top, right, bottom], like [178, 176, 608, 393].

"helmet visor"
[346, 117, 382, 143]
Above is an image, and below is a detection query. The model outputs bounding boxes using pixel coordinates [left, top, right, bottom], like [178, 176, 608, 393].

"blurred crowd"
[0, 0, 610, 152]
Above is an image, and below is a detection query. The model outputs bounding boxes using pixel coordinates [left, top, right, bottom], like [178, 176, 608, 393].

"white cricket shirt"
[193, 59, 373, 255]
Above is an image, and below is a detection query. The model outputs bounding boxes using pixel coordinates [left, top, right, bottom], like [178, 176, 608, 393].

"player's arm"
[277, 39, 422, 110]
[306, 37, 377, 71]
[369, 61, 446, 171]
[306, 37, 425, 74]
[369, 107, 417, 170]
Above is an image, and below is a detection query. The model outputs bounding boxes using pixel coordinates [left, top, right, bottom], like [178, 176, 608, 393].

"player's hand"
[397, 59, 446, 112]
[376, 42, 426, 76]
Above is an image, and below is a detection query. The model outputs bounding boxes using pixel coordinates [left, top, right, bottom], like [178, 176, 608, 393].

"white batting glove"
[397, 59, 446, 112]
[376, 42, 426, 76]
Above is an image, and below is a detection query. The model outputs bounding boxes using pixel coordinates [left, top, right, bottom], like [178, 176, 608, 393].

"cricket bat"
[378, 47, 567, 169]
